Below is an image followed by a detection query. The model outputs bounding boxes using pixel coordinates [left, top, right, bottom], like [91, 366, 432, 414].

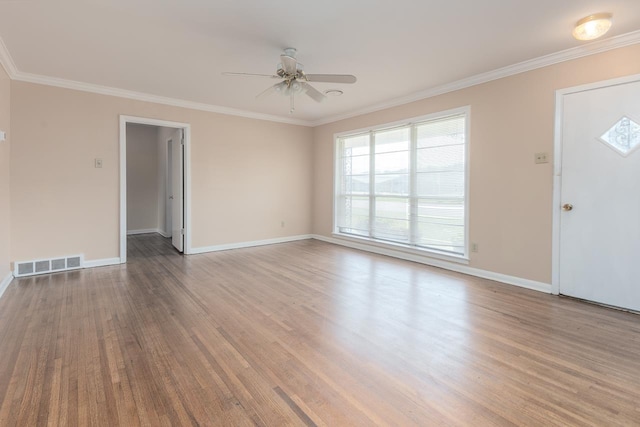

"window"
[335, 108, 468, 256]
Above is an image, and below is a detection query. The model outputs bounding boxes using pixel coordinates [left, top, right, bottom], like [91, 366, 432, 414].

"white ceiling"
[1, 0, 640, 125]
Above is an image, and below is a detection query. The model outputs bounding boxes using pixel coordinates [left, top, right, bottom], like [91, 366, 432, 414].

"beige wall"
[10, 82, 313, 261]
[0, 66, 10, 280]
[126, 124, 160, 232]
[7, 44, 640, 280]
[313, 44, 640, 284]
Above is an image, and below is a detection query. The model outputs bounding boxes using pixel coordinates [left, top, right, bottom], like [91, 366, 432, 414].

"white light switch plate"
[0, 131, 5, 141]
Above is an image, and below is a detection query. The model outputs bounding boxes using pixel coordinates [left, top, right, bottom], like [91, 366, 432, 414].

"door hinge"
[180, 228, 185, 235]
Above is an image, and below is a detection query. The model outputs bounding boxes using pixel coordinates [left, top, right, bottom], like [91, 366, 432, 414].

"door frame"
[119, 115, 192, 263]
[551, 72, 640, 295]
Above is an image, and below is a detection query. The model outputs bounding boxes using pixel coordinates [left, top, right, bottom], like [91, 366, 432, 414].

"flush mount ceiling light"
[572, 13, 613, 41]
[325, 89, 343, 97]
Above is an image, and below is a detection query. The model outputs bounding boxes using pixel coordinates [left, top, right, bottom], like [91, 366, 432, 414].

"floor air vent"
[14, 255, 84, 277]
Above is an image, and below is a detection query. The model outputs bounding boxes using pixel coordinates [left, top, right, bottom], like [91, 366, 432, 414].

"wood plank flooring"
[0, 234, 639, 426]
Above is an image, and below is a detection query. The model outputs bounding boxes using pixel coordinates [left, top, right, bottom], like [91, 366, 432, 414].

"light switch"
[0, 131, 5, 141]
[95, 158, 103, 168]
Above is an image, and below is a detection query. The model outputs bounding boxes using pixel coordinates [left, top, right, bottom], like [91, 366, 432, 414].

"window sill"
[330, 233, 470, 265]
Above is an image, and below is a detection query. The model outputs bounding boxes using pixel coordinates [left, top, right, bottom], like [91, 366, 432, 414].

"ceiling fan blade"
[304, 74, 357, 84]
[256, 82, 287, 99]
[223, 72, 280, 78]
[280, 54, 298, 74]
[302, 82, 326, 103]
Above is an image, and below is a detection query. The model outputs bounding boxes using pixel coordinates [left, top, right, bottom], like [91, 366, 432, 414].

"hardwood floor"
[0, 234, 638, 426]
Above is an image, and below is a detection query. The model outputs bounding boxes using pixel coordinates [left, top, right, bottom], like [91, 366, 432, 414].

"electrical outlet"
[534, 152, 549, 164]
[95, 158, 103, 168]
[471, 243, 479, 253]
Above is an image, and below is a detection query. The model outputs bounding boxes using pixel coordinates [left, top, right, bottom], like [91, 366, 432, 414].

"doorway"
[119, 116, 191, 263]
[553, 74, 640, 312]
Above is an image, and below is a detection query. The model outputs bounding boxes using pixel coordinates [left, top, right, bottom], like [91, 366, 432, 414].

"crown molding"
[0, 35, 310, 126]
[310, 30, 640, 127]
[11, 71, 311, 126]
[2, 31, 640, 128]
[0, 36, 17, 77]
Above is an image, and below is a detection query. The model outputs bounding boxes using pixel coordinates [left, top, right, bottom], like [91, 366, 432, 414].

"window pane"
[416, 199, 464, 227]
[343, 174, 369, 195]
[374, 174, 409, 196]
[415, 198, 464, 254]
[343, 134, 370, 154]
[416, 145, 464, 173]
[375, 128, 410, 153]
[375, 151, 409, 174]
[374, 197, 409, 242]
[417, 115, 465, 148]
[415, 222, 464, 254]
[343, 154, 370, 175]
[335, 111, 467, 256]
[416, 171, 464, 198]
[337, 195, 369, 236]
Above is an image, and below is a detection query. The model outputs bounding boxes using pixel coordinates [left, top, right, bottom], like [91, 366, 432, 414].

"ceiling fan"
[223, 48, 357, 113]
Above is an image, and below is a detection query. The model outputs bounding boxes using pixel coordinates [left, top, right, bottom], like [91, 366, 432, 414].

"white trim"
[0, 37, 17, 76]
[191, 235, 313, 254]
[119, 116, 127, 263]
[1, 32, 639, 128]
[313, 234, 551, 294]
[0, 273, 13, 300]
[183, 126, 193, 255]
[127, 228, 165, 236]
[120, 115, 193, 263]
[311, 30, 640, 127]
[331, 233, 469, 265]
[554, 72, 640, 96]
[83, 258, 121, 268]
[551, 89, 564, 296]
[551, 72, 640, 296]
[12, 72, 309, 127]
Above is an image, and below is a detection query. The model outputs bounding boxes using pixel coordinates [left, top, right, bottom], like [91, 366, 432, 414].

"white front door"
[170, 129, 184, 252]
[559, 77, 640, 311]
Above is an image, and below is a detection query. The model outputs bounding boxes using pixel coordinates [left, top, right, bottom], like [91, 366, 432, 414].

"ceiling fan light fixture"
[572, 13, 612, 41]
[223, 48, 357, 113]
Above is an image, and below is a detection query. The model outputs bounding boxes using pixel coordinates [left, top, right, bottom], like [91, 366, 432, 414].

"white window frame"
[332, 106, 471, 263]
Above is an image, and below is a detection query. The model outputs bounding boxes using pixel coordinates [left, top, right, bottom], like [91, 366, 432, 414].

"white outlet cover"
[0, 131, 6, 141]
[534, 152, 549, 164]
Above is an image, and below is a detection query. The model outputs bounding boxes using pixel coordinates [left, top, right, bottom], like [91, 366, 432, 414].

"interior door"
[170, 129, 184, 252]
[559, 78, 640, 311]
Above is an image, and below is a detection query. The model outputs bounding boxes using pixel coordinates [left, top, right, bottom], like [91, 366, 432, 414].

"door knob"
[169, 196, 174, 200]
[562, 203, 573, 211]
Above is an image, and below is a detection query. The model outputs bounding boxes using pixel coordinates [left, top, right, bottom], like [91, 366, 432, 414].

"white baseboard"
[157, 230, 171, 238]
[83, 257, 122, 268]
[127, 228, 164, 236]
[0, 272, 13, 299]
[311, 234, 551, 294]
[191, 234, 313, 254]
